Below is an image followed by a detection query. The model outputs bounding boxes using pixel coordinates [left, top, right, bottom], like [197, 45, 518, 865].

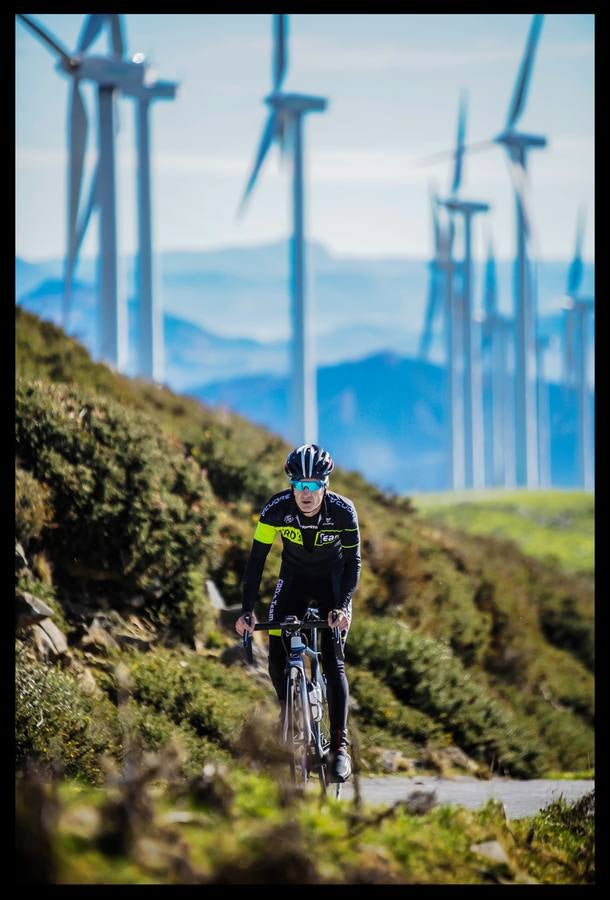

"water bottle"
[308, 681, 322, 722]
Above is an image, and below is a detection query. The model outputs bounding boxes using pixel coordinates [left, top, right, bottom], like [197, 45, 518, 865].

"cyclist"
[235, 443, 361, 782]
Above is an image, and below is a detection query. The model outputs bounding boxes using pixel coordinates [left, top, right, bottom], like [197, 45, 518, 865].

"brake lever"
[242, 614, 254, 665]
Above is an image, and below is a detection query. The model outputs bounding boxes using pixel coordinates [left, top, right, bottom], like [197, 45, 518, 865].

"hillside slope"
[15, 308, 594, 783]
[412, 490, 594, 576]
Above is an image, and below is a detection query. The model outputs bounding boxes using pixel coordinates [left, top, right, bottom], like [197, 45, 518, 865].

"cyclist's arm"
[339, 507, 361, 613]
[241, 519, 277, 613]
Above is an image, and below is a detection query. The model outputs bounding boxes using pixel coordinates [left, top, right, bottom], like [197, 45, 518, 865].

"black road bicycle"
[242, 608, 347, 798]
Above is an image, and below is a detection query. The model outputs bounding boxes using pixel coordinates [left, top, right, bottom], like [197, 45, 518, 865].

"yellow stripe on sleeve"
[254, 520, 277, 545]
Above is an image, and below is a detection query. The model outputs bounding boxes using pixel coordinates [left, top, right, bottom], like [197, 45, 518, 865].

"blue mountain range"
[15, 241, 593, 493]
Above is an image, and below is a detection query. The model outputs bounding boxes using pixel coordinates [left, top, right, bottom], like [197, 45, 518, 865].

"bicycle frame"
[282, 615, 329, 777]
[242, 609, 341, 794]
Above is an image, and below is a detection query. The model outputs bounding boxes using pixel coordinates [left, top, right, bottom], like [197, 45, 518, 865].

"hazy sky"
[15, 13, 595, 263]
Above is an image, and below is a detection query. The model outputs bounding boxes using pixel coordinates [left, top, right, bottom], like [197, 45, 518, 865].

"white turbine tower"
[438, 92, 490, 490]
[419, 186, 464, 490]
[481, 237, 516, 488]
[535, 334, 551, 488]
[133, 79, 176, 382]
[237, 14, 327, 445]
[121, 62, 178, 383]
[17, 13, 145, 372]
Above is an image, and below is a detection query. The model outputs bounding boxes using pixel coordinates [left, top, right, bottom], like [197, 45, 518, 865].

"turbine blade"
[17, 14, 73, 64]
[277, 112, 288, 166]
[63, 80, 88, 328]
[419, 267, 441, 359]
[506, 14, 544, 130]
[413, 137, 494, 169]
[108, 14, 126, 58]
[77, 14, 106, 52]
[273, 14, 288, 89]
[68, 82, 88, 233]
[446, 211, 456, 258]
[483, 236, 498, 317]
[567, 204, 586, 295]
[505, 154, 540, 256]
[563, 307, 576, 383]
[450, 91, 467, 196]
[236, 112, 277, 217]
[429, 183, 441, 251]
[63, 165, 99, 327]
[74, 167, 100, 261]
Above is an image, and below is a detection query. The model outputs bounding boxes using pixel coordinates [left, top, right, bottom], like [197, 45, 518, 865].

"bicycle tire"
[286, 668, 309, 786]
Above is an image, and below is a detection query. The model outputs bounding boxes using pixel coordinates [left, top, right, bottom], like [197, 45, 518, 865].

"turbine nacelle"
[441, 198, 490, 216]
[56, 54, 146, 90]
[124, 79, 178, 102]
[266, 92, 327, 115]
[494, 131, 547, 152]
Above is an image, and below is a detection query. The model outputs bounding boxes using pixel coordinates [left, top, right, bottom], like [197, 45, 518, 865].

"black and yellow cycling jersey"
[241, 488, 361, 614]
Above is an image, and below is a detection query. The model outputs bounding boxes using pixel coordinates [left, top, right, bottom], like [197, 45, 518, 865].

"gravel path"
[338, 776, 594, 819]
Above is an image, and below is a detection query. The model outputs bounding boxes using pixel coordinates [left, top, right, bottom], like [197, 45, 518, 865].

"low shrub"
[15, 464, 54, 546]
[15, 378, 219, 639]
[15, 644, 121, 783]
[350, 668, 450, 745]
[126, 648, 270, 753]
[128, 704, 232, 776]
[347, 616, 545, 776]
[538, 592, 594, 672]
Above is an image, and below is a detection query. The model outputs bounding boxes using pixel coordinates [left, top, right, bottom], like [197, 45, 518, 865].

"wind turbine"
[498, 15, 547, 489]
[562, 208, 594, 490]
[438, 92, 490, 489]
[416, 15, 546, 488]
[17, 13, 145, 372]
[237, 14, 327, 445]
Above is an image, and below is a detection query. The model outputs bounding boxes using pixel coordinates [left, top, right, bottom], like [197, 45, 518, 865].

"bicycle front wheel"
[285, 668, 309, 786]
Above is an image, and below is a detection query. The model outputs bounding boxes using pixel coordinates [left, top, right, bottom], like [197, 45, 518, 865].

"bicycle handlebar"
[241, 614, 345, 662]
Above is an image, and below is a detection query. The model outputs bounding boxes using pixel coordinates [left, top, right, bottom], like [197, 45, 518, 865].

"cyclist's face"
[293, 484, 325, 516]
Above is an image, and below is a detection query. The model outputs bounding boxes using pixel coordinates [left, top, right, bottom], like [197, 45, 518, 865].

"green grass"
[411, 490, 594, 575]
[17, 774, 594, 884]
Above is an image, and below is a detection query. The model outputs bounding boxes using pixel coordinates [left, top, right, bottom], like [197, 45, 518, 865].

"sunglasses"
[290, 479, 326, 491]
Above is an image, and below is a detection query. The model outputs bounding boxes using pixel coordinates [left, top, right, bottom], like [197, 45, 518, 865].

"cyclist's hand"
[235, 613, 257, 636]
[328, 609, 349, 631]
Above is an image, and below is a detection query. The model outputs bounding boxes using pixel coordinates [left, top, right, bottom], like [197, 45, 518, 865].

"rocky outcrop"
[423, 745, 484, 777]
[16, 590, 55, 630]
[373, 748, 418, 774]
